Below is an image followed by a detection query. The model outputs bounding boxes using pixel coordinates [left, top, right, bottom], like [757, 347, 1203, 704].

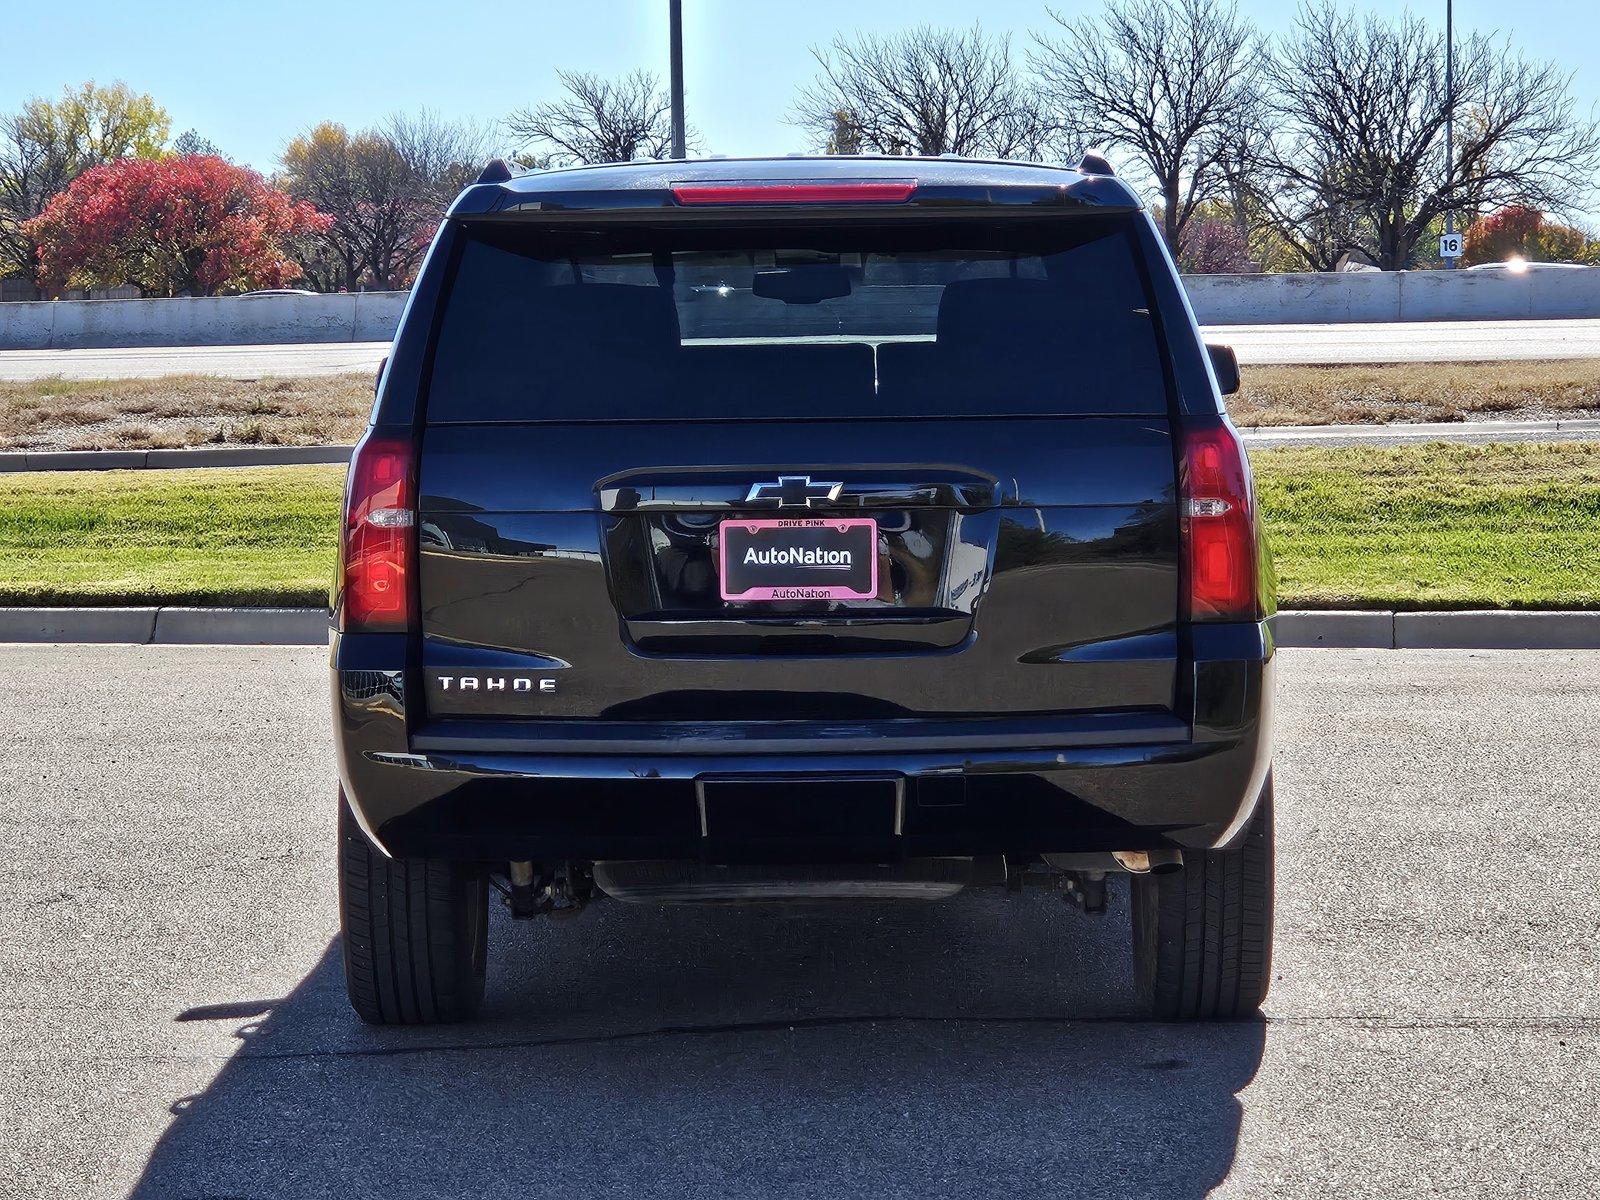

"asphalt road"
[1213, 316, 1600, 364]
[4, 317, 1600, 379]
[0, 340, 386, 380]
[2, 646, 1597, 1198]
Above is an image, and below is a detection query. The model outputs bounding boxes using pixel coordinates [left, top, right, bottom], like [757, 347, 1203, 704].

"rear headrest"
[523, 283, 681, 352]
[935, 278, 1079, 352]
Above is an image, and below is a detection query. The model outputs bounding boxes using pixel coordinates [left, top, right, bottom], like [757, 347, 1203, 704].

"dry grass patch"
[0, 374, 373, 451]
[1232, 359, 1600, 426]
[4, 360, 1600, 449]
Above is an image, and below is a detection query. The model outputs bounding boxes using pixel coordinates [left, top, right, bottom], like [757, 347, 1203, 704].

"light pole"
[1444, 0, 1456, 268]
[669, 0, 687, 160]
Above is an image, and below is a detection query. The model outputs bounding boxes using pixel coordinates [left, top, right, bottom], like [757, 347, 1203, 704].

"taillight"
[670, 180, 916, 206]
[1180, 421, 1259, 622]
[340, 431, 414, 632]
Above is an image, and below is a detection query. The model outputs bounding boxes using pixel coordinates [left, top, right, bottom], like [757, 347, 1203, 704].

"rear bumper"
[333, 622, 1274, 862]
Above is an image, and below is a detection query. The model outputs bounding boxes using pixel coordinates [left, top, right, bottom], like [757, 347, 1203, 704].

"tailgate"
[418, 416, 1178, 721]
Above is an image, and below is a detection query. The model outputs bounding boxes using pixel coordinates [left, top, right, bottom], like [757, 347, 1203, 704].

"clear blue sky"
[5, 0, 1598, 178]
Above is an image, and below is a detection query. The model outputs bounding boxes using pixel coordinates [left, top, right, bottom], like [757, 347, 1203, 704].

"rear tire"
[1131, 774, 1274, 1020]
[338, 796, 488, 1025]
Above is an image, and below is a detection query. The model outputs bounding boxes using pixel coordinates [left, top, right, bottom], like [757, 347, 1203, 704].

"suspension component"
[506, 860, 545, 918]
[1062, 871, 1108, 915]
[502, 861, 595, 919]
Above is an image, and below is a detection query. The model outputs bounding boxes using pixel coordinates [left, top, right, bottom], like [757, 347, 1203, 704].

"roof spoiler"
[1077, 152, 1115, 177]
[476, 158, 513, 185]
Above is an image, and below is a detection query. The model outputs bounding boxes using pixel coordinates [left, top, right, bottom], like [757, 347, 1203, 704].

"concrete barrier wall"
[0, 291, 410, 350]
[2, 269, 1597, 350]
[1183, 267, 1600, 324]
[1186, 271, 1401, 324]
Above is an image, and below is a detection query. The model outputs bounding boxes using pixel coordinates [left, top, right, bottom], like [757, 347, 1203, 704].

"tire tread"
[338, 798, 487, 1025]
[1132, 775, 1274, 1020]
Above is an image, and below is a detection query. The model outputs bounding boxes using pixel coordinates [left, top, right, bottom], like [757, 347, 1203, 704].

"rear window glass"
[425, 216, 1167, 422]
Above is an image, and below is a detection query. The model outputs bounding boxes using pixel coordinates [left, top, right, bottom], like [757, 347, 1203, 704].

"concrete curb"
[1392, 609, 1600, 650]
[7, 418, 1600, 474]
[1272, 610, 1397, 648]
[0, 445, 354, 473]
[1272, 609, 1600, 650]
[1244, 417, 1600, 448]
[0, 607, 160, 643]
[3, 606, 1599, 649]
[149, 607, 331, 645]
[0, 607, 328, 645]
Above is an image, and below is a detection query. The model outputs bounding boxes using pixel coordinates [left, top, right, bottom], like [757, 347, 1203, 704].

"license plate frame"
[718, 516, 879, 603]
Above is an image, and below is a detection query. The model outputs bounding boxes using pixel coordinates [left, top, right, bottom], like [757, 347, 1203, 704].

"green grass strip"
[1257, 441, 1600, 610]
[0, 441, 1596, 609]
[0, 465, 343, 606]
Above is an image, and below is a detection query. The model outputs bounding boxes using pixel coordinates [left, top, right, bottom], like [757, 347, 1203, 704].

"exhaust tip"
[1111, 849, 1185, 875]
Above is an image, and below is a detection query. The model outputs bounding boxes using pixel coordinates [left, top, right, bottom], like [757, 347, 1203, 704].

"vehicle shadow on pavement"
[132, 885, 1265, 1199]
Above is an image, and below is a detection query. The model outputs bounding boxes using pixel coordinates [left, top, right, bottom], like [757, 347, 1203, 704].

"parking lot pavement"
[1, 646, 1596, 1198]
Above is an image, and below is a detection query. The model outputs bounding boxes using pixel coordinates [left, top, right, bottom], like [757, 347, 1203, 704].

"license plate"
[698, 775, 904, 848]
[719, 517, 878, 602]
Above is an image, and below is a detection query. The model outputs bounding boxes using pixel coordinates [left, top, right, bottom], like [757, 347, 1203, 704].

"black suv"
[332, 155, 1276, 1025]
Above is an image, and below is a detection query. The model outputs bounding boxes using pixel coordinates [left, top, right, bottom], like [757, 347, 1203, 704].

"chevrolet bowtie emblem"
[745, 475, 844, 508]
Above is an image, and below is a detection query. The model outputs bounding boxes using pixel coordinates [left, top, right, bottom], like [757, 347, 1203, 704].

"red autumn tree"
[23, 155, 332, 296]
[1461, 204, 1544, 265]
[1461, 205, 1600, 266]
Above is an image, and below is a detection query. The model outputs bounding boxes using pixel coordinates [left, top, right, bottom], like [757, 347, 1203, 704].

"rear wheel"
[1131, 775, 1274, 1020]
[338, 796, 488, 1025]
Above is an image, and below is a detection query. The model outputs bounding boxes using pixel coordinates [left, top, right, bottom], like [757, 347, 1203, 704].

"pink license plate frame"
[718, 517, 879, 602]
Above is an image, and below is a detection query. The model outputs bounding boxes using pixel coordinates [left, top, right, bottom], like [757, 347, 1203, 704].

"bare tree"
[384, 108, 498, 208]
[1266, 3, 1600, 270]
[0, 114, 66, 285]
[279, 125, 360, 291]
[1210, 112, 1275, 257]
[1209, 114, 1357, 271]
[508, 70, 684, 167]
[792, 25, 1054, 159]
[280, 112, 488, 292]
[1031, 0, 1261, 251]
[1258, 163, 1369, 271]
[281, 124, 399, 290]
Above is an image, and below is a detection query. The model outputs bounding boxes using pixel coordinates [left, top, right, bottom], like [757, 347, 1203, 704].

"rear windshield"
[424, 216, 1168, 422]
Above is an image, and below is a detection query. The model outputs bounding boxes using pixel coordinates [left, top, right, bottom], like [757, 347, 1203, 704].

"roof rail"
[1077, 152, 1115, 177]
[476, 158, 513, 185]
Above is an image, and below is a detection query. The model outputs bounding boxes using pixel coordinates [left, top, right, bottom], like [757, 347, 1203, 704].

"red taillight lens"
[340, 432, 414, 632]
[1181, 421, 1259, 622]
[671, 180, 916, 206]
